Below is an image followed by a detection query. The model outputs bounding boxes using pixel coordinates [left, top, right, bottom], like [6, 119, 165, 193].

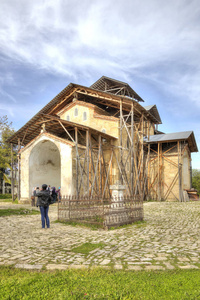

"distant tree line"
[192, 169, 200, 195]
[0, 115, 16, 184]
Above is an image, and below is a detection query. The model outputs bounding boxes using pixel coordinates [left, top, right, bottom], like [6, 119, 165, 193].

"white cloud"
[0, 0, 200, 101]
[0, 0, 200, 166]
[1, 0, 199, 76]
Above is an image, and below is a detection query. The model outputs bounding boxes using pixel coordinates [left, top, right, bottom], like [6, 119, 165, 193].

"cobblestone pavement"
[1, 201, 200, 271]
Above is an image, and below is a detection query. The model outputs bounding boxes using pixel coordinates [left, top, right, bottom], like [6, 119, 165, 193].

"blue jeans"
[39, 206, 50, 228]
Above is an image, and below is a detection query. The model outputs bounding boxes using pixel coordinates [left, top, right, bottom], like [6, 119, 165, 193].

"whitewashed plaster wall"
[20, 133, 73, 202]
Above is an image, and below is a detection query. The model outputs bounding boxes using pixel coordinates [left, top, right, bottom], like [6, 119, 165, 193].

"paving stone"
[114, 264, 123, 269]
[155, 256, 168, 261]
[128, 265, 143, 271]
[177, 257, 190, 262]
[178, 265, 199, 269]
[46, 264, 69, 270]
[163, 262, 175, 269]
[145, 265, 165, 270]
[100, 259, 111, 265]
[68, 265, 89, 269]
[1, 202, 200, 271]
[15, 264, 43, 270]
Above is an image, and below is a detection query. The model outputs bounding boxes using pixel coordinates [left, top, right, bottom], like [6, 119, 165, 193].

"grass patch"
[0, 198, 18, 204]
[71, 242, 105, 255]
[1, 266, 200, 299]
[0, 194, 12, 199]
[0, 208, 40, 217]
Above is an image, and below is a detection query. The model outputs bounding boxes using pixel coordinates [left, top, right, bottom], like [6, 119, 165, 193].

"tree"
[0, 115, 16, 184]
[192, 169, 200, 195]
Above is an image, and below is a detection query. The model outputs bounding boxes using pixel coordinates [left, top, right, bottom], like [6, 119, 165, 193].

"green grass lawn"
[1, 266, 200, 299]
[0, 208, 39, 217]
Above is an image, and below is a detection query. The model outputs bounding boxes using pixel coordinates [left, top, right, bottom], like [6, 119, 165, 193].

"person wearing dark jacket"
[36, 184, 51, 228]
[51, 187, 57, 203]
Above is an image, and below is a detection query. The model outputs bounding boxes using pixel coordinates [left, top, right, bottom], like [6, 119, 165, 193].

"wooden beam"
[157, 142, 161, 201]
[86, 131, 90, 197]
[75, 127, 79, 197]
[11, 144, 14, 202]
[131, 103, 134, 195]
[17, 138, 21, 201]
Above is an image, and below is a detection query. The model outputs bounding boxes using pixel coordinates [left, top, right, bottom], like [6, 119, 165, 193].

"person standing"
[31, 187, 36, 206]
[51, 187, 57, 203]
[56, 187, 61, 202]
[47, 185, 51, 193]
[36, 184, 51, 229]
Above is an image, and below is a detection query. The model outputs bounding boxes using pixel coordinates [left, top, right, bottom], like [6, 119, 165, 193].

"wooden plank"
[58, 120, 75, 143]
[178, 141, 183, 202]
[102, 150, 113, 198]
[120, 100, 123, 184]
[17, 138, 21, 201]
[86, 131, 90, 197]
[99, 135, 102, 197]
[11, 144, 14, 202]
[131, 104, 134, 195]
[75, 127, 79, 197]
[157, 143, 161, 201]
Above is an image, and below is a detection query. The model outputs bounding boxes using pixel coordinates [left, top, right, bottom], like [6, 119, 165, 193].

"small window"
[83, 112, 87, 121]
[74, 108, 78, 117]
[66, 115, 70, 121]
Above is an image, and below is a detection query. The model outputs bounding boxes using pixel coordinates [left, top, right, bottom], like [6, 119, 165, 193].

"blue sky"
[0, 0, 200, 168]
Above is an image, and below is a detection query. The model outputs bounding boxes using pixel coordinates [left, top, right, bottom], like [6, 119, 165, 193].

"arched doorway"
[29, 139, 61, 196]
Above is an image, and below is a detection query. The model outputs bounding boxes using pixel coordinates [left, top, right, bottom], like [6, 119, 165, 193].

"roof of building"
[90, 76, 144, 102]
[8, 80, 160, 145]
[144, 131, 198, 152]
[144, 104, 162, 124]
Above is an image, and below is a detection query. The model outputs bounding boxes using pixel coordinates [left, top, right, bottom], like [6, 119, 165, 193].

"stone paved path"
[1, 201, 200, 271]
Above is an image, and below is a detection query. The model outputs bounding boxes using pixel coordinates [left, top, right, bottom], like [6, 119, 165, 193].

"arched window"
[66, 115, 70, 121]
[74, 108, 78, 117]
[83, 112, 87, 121]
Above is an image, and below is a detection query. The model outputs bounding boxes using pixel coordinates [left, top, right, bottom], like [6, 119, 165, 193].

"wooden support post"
[17, 138, 21, 201]
[157, 142, 161, 201]
[120, 100, 123, 184]
[11, 143, 14, 202]
[141, 114, 144, 194]
[58, 120, 75, 142]
[147, 143, 150, 200]
[86, 130, 90, 198]
[131, 104, 134, 195]
[89, 132, 92, 195]
[75, 127, 79, 198]
[178, 141, 183, 202]
[102, 150, 113, 198]
[99, 135, 102, 198]
[147, 120, 150, 141]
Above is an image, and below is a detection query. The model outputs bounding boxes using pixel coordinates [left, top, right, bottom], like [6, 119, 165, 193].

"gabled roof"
[144, 105, 162, 124]
[7, 80, 163, 145]
[144, 131, 198, 152]
[90, 76, 144, 102]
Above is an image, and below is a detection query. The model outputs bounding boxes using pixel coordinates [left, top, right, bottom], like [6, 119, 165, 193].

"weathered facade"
[8, 76, 198, 203]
